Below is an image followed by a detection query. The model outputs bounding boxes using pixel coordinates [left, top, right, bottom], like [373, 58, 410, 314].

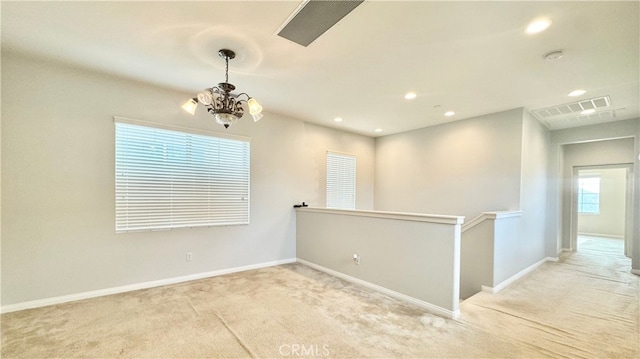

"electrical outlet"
[353, 253, 360, 265]
[186, 252, 193, 262]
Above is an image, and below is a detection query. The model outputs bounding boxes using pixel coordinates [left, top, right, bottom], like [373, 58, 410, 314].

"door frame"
[570, 163, 634, 256]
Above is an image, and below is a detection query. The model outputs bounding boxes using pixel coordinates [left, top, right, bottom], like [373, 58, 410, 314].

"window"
[326, 152, 356, 209]
[578, 176, 600, 214]
[115, 119, 250, 232]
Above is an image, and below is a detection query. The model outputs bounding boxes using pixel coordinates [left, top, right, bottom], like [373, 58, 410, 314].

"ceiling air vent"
[277, 0, 364, 47]
[583, 109, 617, 121]
[531, 96, 618, 129]
[533, 96, 611, 119]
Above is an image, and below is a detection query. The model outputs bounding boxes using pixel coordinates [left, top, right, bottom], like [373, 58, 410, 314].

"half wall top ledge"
[295, 207, 465, 226]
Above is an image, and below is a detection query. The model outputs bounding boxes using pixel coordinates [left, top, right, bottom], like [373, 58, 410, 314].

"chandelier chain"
[225, 56, 229, 84]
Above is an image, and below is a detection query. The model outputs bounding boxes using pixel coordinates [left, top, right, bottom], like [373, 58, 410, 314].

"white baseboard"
[1, 258, 296, 314]
[631, 269, 640, 276]
[481, 257, 553, 294]
[296, 258, 460, 320]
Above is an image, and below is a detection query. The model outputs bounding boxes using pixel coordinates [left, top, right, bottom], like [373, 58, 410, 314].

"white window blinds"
[115, 120, 250, 232]
[326, 152, 356, 209]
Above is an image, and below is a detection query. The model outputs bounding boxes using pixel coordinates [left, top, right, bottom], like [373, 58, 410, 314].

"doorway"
[571, 164, 633, 257]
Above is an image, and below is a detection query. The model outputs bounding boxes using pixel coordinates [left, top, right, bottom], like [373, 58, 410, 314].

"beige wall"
[296, 208, 463, 317]
[578, 168, 627, 238]
[375, 108, 552, 286]
[298, 123, 375, 209]
[512, 112, 550, 268]
[374, 108, 524, 219]
[1, 51, 375, 306]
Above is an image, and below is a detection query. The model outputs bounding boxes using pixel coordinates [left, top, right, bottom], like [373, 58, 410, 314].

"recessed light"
[526, 17, 552, 34]
[374, 128, 383, 133]
[334, 117, 343, 122]
[444, 111, 455, 117]
[568, 89, 586, 97]
[404, 92, 417, 100]
[581, 109, 595, 115]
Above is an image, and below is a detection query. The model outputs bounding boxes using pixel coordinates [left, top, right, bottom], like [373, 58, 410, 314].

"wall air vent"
[277, 0, 364, 47]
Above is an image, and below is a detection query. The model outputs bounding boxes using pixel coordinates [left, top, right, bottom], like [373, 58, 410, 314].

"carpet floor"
[2, 236, 639, 358]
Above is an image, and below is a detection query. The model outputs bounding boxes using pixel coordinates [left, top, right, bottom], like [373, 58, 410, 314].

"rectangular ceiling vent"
[582, 109, 617, 121]
[532, 96, 612, 119]
[277, 0, 364, 47]
[543, 109, 617, 130]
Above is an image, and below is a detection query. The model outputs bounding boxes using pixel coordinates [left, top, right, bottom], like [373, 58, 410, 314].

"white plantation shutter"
[115, 120, 250, 232]
[326, 152, 356, 209]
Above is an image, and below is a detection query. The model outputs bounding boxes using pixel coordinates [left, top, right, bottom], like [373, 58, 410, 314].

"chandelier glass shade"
[182, 49, 263, 128]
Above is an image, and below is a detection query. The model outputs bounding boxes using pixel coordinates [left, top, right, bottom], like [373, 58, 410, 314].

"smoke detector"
[543, 50, 564, 60]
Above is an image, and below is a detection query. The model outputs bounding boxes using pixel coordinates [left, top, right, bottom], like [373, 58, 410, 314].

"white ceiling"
[2, 1, 638, 137]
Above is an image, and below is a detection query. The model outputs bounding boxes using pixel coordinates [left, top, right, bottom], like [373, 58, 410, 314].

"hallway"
[460, 236, 639, 357]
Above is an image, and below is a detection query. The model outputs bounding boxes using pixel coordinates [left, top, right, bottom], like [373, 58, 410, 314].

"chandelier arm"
[234, 93, 251, 101]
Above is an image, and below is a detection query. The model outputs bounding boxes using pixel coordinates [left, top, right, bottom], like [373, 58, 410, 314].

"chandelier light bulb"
[247, 98, 263, 115]
[181, 98, 198, 115]
[197, 89, 214, 105]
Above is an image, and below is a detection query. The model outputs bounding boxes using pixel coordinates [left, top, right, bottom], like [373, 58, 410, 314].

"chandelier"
[182, 49, 263, 128]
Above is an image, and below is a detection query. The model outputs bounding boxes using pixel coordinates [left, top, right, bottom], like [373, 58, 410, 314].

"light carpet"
[2, 237, 638, 358]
